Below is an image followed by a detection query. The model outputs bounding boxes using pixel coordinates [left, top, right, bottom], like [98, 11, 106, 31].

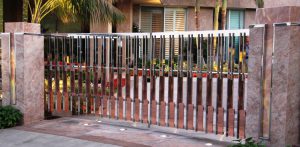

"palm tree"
[195, 0, 201, 30]
[213, 0, 221, 56]
[28, 0, 124, 32]
[221, 0, 227, 30]
[255, 0, 264, 8]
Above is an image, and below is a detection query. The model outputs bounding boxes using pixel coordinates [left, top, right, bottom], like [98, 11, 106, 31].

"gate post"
[247, 7, 300, 146]
[1, 22, 44, 125]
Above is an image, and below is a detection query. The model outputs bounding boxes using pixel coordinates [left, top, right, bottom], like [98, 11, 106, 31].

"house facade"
[91, 0, 257, 33]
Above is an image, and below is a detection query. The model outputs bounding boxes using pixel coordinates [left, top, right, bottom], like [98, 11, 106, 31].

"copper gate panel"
[151, 100, 157, 124]
[178, 103, 184, 129]
[207, 106, 214, 133]
[238, 110, 246, 139]
[118, 97, 123, 119]
[217, 107, 224, 134]
[102, 97, 108, 117]
[168, 102, 175, 127]
[142, 100, 148, 123]
[187, 104, 194, 130]
[126, 98, 131, 120]
[197, 105, 204, 131]
[110, 97, 116, 118]
[228, 108, 235, 137]
[159, 101, 166, 126]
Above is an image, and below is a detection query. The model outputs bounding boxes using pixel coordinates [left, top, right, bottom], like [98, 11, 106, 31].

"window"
[140, 7, 164, 32]
[227, 10, 245, 30]
[164, 8, 186, 58]
[140, 7, 186, 59]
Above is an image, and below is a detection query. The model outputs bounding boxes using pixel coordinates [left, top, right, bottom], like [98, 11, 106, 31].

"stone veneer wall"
[2, 22, 44, 125]
[247, 6, 300, 146]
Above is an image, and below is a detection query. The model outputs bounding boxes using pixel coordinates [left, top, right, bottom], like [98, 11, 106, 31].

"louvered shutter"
[164, 8, 186, 59]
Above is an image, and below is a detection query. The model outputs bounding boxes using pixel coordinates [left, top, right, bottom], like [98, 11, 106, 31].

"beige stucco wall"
[245, 10, 256, 29]
[116, 0, 133, 32]
[264, 0, 300, 8]
[186, 7, 213, 31]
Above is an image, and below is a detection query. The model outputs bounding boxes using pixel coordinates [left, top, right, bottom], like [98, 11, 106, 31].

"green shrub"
[0, 106, 23, 129]
[229, 137, 266, 147]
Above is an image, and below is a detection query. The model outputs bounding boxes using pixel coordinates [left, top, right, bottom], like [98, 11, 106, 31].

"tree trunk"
[195, 0, 201, 31]
[213, 0, 220, 57]
[221, 0, 227, 30]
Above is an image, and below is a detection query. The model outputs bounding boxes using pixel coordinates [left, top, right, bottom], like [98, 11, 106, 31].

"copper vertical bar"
[48, 37, 54, 112]
[177, 35, 184, 129]
[85, 37, 91, 114]
[62, 37, 69, 112]
[101, 37, 107, 117]
[187, 35, 193, 130]
[206, 34, 213, 133]
[142, 36, 148, 123]
[196, 34, 204, 131]
[125, 36, 131, 121]
[125, 36, 133, 120]
[237, 33, 246, 139]
[109, 37, 115, 118]
[117, 37, 123, 119]
[217, 34, 224, 134]
[158, 35, 165, 126]
[150, 36, 156, 125]
[93, 36, 99, 115]
[134, 36, 139, 122]
[168, 35, 174, 127]
[227, 33, 235, 137]
[55, 38, 62, 113]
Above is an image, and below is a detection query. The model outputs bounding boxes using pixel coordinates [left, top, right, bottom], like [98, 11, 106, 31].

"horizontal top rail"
[1, 29, 249, 38]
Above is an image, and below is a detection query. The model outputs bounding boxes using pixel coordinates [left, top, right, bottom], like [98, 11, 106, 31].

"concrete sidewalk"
[0, 129, 119, 147]
[0, 117, 233, 147]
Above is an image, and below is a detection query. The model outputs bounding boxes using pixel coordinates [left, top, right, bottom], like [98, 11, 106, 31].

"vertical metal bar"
[48, 37, 54, 112]
[187, 35, 193, 130]
[125, 36, 131, 120]
[150, 35, 157, 125]
[55, 37, 62, 112]
[109, 37, 115, 118]
[117, 36, 123, 120]
[217, 33, 224, 135]
[168, 35, 175, 127]
[177, 35, 184, 129]
[196, 34, 204, 132]
[101, 36, 107, 117]
[206, 34, 214, 133]
[238, 33, 246, 139]
[227, 33, 235, 137]
[142, 36, 148, 124]
[62, 37, 69, 112]
[159, 35, 166, 126]
[133, 36, 139, 122]
[93, 36, 98, 115]
[70, 37, 75, 113]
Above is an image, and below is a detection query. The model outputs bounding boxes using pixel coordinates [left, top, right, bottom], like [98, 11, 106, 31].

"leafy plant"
[229, 137, 266, 147]
[28, 0, 124, 32]
[0, 106, 23, 129]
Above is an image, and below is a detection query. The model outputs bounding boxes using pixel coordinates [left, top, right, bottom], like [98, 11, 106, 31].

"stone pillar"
[1, 22, 44, 125]
[247, 7, 300, 146]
